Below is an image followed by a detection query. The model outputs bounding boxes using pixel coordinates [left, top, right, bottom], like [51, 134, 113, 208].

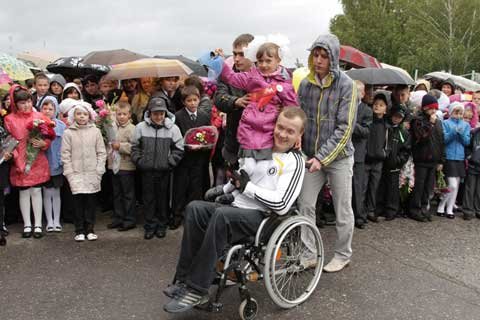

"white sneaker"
[86, 233, 98, 241]
[323, 258, 350, 273]
[74, 234, 85, 242]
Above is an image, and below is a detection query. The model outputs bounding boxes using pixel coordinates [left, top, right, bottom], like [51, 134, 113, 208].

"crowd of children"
[1, 39, 480, 247]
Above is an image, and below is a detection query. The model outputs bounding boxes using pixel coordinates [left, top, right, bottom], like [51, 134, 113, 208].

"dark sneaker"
[144, 230, 155, 240]
[163, 287, 209, 313]
[367, 212, 378, 223]
[156, 229, 166, 238]
[107, 222, 123, 229]
[463, 213, 474, 221]
[409, 212, 427, 222]
[163, 282, 187, 298]
[118, 225, 136, 232]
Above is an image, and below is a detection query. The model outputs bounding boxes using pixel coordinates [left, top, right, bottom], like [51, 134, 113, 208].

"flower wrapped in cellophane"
[25, 118, 56, 174]
[184, 126, 218, 150]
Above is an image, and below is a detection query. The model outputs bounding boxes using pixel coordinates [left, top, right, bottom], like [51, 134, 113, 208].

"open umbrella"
[0, 68, 12, 85]
[346, 67, 414, 85]
[424, 71, 480, 92]
[17, 50, 61, 70]
[46, 56, 110, 79]
[0, 53, 34, 80]
[155, 55, 207, 76]
[82, 49, 149, 66]
[104, 58, 193, 80]
[340, 45, 382, 69]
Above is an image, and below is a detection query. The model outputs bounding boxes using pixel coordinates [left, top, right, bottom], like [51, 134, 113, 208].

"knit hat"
[67, 101, 97, 125]
[421, 94, 438, 110]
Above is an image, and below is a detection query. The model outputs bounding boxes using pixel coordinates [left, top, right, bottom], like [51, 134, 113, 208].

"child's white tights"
[437, 177, 460, 215]
[43, 187, 61, 228]
[19, 187, 43, 228]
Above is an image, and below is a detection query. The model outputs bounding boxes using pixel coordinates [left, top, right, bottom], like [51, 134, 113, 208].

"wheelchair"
[197, 208, 324, 320]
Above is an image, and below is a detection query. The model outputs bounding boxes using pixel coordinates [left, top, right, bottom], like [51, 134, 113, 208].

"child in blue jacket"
[437, 102, 470, 219]
[40, 96, 66, 232]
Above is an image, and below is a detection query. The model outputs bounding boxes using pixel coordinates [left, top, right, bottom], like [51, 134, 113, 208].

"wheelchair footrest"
[195, 301, 223, 313]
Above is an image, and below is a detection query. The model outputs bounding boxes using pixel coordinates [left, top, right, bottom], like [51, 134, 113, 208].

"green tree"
[330, 0, 480, 76]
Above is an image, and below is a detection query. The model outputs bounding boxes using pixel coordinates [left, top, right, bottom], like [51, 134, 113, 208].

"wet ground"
[1, 212, 480, 320]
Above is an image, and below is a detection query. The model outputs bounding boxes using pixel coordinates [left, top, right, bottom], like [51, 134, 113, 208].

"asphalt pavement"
[1, 212, 480, 320]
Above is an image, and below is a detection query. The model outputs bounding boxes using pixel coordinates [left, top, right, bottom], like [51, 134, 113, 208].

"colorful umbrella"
[105, 58, 193, 80]
[292, 67, 310, 92]
[0, 53, 34, 80]
[0, 67, 12, 85]
[82, 49, 149, 66]
[340, 45, 382, 69]
[155, 55, 207, 77]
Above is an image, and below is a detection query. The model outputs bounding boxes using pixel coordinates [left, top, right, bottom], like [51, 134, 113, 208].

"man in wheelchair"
[163, 108, 308, 313]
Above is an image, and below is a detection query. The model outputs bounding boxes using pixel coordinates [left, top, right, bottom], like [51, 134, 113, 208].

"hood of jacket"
[9, 84, 30, 114]
[306, 34, 340, 85]
[39, 95, 60, 119]
[62, 83, 83, 101]
[50, 74, 66, 88]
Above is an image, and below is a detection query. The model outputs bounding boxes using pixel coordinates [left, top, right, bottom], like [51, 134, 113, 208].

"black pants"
[175, 201, 264, 293]
[61, 177, 75, 223]
[409, 165, 436, 216]
[0, 191, 5, 232]
[352, 162, 366, 222]
[112, 172, 136, 227]
[364, 161, 383, 215]
[142, 171, 170, 232]
[462, 173, 480, 216]
[99, 169, 113, 212]
[73, 193, 97, 235]
[376, 169, 400, 219]
[173, 164, 208, 222]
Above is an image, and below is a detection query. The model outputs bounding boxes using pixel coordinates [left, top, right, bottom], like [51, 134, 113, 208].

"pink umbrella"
[0, 67, 12, 85]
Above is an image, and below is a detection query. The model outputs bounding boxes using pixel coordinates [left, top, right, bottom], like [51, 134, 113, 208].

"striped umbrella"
[105, 58, 193, 80]
[0, 53, 34, 80]
[340, 45, 382, 69]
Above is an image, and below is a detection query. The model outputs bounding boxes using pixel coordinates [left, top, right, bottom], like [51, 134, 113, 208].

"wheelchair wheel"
[239, 298, 258, 320]
[263, 215, 323, 309]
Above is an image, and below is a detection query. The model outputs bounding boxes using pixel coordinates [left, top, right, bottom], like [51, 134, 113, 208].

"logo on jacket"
[267, 166, 277, 176]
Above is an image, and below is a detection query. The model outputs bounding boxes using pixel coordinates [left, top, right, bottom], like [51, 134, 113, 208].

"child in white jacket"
[61, 101, 106, 241]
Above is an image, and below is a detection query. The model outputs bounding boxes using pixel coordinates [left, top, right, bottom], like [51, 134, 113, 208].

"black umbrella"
[346, 68, 414, 86]
[46, 56, 111, 79]
[154, 55, 207, 77]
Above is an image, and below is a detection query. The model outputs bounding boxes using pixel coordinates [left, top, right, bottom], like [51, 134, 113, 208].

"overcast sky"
[0, 0, 343, 67]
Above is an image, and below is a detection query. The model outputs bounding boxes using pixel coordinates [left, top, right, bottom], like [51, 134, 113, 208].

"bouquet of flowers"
[184, 126, 218, 150]
[95, 99, 120, 173]
[434, 170, 450, 195]
[25, 118, 56, 174]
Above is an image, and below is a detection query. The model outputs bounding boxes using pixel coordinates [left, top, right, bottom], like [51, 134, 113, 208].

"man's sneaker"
[163, 282, 187, 298]
[74, 234, 85, 242]
[86, 233, 98, 241]
[323, 258, 350, 273]
[163, 287, 209, 313]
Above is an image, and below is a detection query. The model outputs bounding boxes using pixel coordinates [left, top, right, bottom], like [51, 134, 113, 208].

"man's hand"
[234, 95, 250, 108]
[232, 169, 250, 193]
[306, 157, 322, 173]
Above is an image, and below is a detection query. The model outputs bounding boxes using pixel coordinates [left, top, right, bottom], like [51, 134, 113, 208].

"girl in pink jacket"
[221, 42, 298, 160]
[4, 85, 52, 239]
